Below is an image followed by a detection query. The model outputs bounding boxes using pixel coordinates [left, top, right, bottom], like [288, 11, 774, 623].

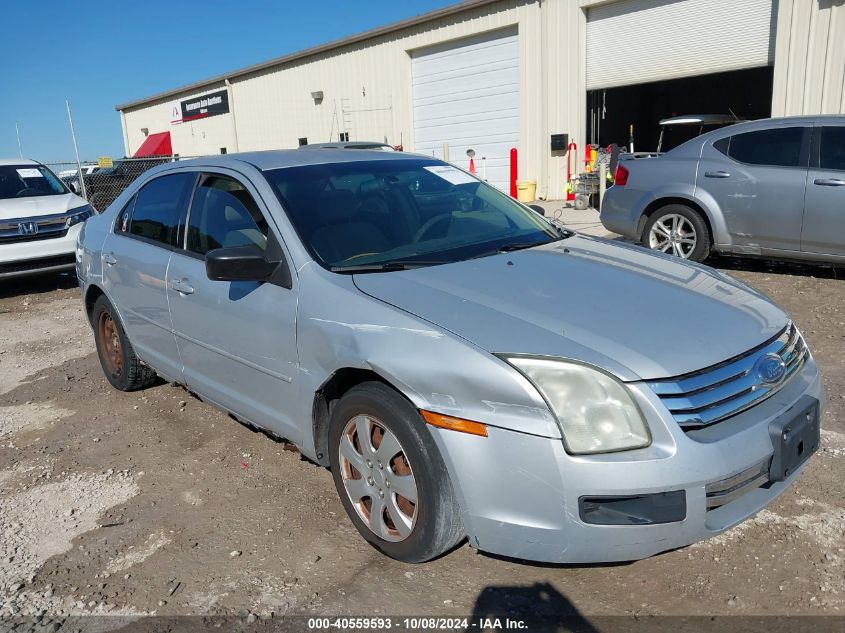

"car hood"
[0, 193, 88, 221]
[352, 236, 788, 381]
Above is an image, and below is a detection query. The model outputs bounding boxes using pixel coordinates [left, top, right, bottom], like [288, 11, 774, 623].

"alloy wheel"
[649, 213, 698, 258]
[338, 414, 418, 542]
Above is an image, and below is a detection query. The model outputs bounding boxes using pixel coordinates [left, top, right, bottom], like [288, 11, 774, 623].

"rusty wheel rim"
[98, 312, 123, 378]
[338, 414, 418, 542]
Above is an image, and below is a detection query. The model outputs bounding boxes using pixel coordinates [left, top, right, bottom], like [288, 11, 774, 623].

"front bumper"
[430, 359, 824, 563]
[0, 223, 82, 279]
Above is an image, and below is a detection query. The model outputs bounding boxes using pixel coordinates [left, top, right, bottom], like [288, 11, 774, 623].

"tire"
[573, 194, 589, 211]
[91, 295, 157, 391]
[328, 382, 464, 563]
[642, 203, 711, 262]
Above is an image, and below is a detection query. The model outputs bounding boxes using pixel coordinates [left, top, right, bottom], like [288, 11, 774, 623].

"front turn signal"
[420, 410, 488, 437]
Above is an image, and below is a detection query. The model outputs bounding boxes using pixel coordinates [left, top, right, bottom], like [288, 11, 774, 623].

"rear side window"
[127, 173, 195, 247]
[819, 127, 845, 172]
[717, 127, 805, 168]
[186, 175, 269, 256]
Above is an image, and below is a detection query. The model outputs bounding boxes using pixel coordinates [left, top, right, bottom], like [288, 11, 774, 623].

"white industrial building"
[116, 0, 845, 199]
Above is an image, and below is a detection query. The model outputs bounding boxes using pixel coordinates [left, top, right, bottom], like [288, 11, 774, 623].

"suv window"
[716, 127, 805, 168]
[186, 175, 269, 256]
[127, 173, 195, 247]
[819, 126, 845, 172]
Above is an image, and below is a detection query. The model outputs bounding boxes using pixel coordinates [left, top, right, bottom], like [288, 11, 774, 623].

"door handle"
[102, 252, 117, 265]
[705, 171, 731, 178]
[169, 278, 195, 295]
[813, 178, 845, 187]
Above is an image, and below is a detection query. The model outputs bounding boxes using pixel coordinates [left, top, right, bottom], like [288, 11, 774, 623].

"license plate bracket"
[768, 395, 820, 482]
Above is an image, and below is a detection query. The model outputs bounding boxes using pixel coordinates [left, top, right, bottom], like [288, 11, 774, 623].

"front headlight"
[66, 204, 94, 228]
[503, 356, 651, 454]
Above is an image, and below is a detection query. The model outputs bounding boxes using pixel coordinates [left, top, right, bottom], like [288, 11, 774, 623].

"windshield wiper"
[330, 260, 445, 273]
[496, 241, 551, 253]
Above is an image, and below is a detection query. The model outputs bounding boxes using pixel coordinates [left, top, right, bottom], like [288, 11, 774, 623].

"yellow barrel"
[515, 179, 537, 203]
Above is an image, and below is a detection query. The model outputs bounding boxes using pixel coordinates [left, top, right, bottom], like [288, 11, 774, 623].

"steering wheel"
[15, 188, 41, 198]
[412, 213, 451, 243]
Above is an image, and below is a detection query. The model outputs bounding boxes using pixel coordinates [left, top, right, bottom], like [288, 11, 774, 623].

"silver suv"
[601, 116, 845, 264]
[78, 150, 824, 563]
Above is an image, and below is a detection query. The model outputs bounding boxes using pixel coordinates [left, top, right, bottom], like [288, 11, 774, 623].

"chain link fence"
[44, 156, 196, 212]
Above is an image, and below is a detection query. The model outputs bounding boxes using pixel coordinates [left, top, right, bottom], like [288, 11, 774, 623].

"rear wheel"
[329, 382, 464, 562]
[92, 295, 157, 391]
[642, 204, 710, 262]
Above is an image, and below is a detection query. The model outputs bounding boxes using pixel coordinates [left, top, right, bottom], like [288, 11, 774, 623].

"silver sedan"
[77, 150, 824, 563]
[601, 115, 845, 265]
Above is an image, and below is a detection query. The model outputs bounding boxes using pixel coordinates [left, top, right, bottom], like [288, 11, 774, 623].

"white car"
[0, 158, 94, 279]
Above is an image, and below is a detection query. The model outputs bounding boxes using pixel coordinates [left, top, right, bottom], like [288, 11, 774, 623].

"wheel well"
[84, 284, 106, 326]
[638, 197, 713, 243]
[312, 368, 395, 467]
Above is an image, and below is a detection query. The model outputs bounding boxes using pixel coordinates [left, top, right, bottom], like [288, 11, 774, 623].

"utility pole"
[15, 123, 22, 158]
[65, 100, 87, 200]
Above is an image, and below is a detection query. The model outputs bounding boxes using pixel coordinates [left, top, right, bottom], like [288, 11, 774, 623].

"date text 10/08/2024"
[307, 617, 528, 630]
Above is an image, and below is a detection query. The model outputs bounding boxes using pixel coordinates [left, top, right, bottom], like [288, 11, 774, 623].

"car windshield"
[0, 165, 67, 199]
[264, 159, 563, 271]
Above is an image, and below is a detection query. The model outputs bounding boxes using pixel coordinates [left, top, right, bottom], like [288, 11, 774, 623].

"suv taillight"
[614, 164, 629, 186]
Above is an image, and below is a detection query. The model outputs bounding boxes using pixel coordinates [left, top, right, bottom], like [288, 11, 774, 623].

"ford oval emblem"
[754, 353, 787, 385]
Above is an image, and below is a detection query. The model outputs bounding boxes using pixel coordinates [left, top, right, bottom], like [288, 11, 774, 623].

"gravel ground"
[0, 255, 843, 625]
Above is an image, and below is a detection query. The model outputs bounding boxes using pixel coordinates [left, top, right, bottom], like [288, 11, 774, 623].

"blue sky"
[0, 0, 454, 163]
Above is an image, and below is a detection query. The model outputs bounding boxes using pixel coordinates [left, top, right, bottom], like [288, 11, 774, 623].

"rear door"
[166, 170, 301, 443]
[100, 172, 196, 381]
[801, 125, 845, 257]
[696, 125, 809, 252]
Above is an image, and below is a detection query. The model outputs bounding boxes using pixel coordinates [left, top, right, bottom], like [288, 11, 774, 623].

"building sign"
[179, 89, 229, 122]
[97, 156, 113, 168]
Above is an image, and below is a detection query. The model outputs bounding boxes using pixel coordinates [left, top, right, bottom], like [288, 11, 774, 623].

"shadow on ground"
[0, 271, 78, 300]
[471, 582, 598, 632]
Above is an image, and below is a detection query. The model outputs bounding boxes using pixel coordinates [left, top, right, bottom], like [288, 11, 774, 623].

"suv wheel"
[642, 204, 710, 262]
[328, 382, 464, 563]
[92, 295, 157, 391]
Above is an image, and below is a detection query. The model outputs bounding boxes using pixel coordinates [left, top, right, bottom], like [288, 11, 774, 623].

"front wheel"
[328, 382, 464, 563]
[642, 204, 710, 262]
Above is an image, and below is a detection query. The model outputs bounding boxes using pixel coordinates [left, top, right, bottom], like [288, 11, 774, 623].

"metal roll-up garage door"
[412, 28, 519, 191]
[586, 0, 778, 90]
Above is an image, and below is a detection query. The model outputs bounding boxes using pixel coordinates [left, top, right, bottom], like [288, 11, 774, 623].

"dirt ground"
[1, 253, 844, 625]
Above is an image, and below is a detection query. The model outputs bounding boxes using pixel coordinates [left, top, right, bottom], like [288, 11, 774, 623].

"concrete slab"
[529, 200, 614, 238]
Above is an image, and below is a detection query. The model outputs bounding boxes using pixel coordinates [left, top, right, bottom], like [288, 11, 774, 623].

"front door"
[101, 172, 196, 382]
[802, 125, 845, 257]
[697, 125, 809, 253]
[167, 171, 301, 443]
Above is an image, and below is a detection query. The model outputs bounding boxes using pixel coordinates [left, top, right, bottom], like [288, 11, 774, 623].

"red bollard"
[509, 148, 518, 198]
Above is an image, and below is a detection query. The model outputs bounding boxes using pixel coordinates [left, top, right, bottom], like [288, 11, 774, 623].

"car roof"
[301, 141, 393, 150]
[0, 158, 39, 166]
[164, 148, 430, 172]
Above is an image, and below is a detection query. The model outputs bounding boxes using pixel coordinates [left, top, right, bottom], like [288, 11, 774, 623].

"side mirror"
[205, 246, 277, 282]
[528, 204, 546, 216]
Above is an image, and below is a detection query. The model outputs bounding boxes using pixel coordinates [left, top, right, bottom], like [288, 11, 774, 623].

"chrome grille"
[0, 211, 73, 244]
[706, 459, 770, 510]
[648, 324, 807, 430]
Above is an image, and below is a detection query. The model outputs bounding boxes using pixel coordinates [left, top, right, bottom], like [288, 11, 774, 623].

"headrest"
[358, 178, 385, 197]
[204, 188, 247, 222]
[317, 190, 357, 224]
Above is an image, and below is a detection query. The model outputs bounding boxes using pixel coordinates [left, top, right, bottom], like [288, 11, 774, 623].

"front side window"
[717, 127, 805, 168]
[186, 175, 269, 256]
[0, 164, 67, 199]
[819, 127, 845, 172]
[264, 159, 563, 271]
[126, 172, 195, 247]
